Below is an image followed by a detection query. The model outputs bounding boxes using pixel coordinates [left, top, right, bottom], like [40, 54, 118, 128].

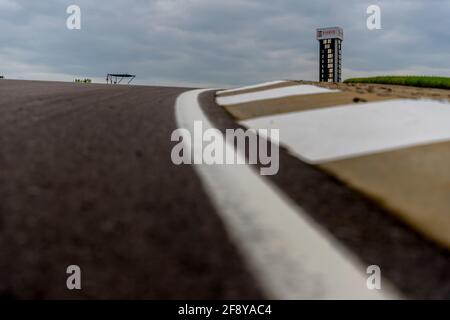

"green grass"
[344, 76, 450, 90]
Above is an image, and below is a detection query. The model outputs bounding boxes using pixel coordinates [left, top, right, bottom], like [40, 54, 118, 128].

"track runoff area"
[174, 79, 450, 305]
[215, 80, 450, 250]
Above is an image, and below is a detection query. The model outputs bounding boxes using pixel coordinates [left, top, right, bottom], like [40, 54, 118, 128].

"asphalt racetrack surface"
[2, 79, 450, 300]
[0, 80, 264, 299]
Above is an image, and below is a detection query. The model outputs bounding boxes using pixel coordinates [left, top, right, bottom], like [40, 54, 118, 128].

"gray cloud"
[0, 0, 449, 87]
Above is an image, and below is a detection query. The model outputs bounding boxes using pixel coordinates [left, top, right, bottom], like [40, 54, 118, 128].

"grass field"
[344, 76, 450, 90]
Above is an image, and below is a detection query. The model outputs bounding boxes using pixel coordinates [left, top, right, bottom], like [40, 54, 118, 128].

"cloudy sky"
[1, 0, 449, 87]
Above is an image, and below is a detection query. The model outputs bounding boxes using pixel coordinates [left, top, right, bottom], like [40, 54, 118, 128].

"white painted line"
[175, 89, 399, 299]
[217, 80, 288, 95]
[241, 99, 450, 164]
[216, 85, 338, 106]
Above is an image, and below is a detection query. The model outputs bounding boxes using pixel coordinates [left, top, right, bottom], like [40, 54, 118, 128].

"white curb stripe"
[241, 99, 450, 163]
[217, 85, 338, 106]
[217, 80, 288, 94]
[175, 89, 399, 299]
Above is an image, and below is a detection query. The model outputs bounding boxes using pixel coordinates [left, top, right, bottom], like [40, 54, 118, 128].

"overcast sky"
[1, 0, 449, 87]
